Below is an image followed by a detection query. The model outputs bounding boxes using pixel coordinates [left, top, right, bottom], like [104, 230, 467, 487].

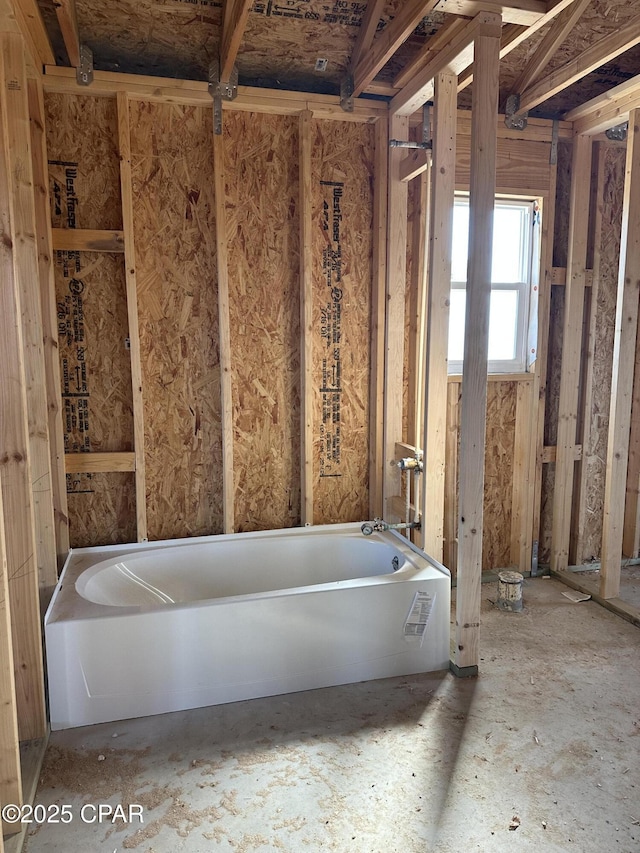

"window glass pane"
[448, 289, 519, 364]
[492, 206, 528, 283]
[451, 204, 469, 282]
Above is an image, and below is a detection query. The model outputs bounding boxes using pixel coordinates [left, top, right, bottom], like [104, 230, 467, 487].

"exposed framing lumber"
[550, 133, 592, 573]
[64, 452, 136, 474]
[510, 378, 534, 569]
[220, 0, 252, 82]
[9, 0, 55, 67]
[42, 66, 387, 123]
[299, 110, 313, 525]
[623, 310, 640, 558]
[444, 380, 460, 571]
[2, 31, 57, 590]
[454, 23, 500, 673]
[570, 142, 604, 565]
[51, 228, 124, 252]
[117, 92, 148, 542]
[420, 72, 457, 562]
[212, 129, 235, 533]
[510, 0, 592, 96]
[393, 17, 469, 91]
[600, 111, 640, 600]
[399, 149, 430, 183]
[353, 0, 439, 98]
[0, 32, 47, 741]
[433, 0, 547, 25]
[369, 115, 388, 519]
[0, 483, 22, 823]
[518, 15, 640, 115]
[27, 76, 70, 567]
[349, 0, 386, 72]
[383, 114, 409, 512]
[53, 0, 80, 67]
[567, 74, 640, 137]
[391, 12, 502, 117]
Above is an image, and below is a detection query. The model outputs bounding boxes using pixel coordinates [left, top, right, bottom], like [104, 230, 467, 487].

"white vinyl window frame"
[447, 196, 539, 375]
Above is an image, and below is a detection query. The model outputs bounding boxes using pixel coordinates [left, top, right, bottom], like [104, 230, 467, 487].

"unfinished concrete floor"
[21, 576, 640, 852]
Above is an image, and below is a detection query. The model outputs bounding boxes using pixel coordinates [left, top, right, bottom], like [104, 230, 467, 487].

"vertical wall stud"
[454, 24, 501, 675]
[601, 110, 640, 599]
[299, 109, 314, 525]
[117, 91, 148, 542]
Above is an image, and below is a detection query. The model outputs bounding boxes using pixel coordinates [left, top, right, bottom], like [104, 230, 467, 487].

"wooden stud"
[117, 91, 148, 542]
[51, 228, 125, 252]
[0, 481, 22, 822]
[623, 317, 640, 558]
[0, 32, 47, 741]
[65, 452, 136, 474]
[352, 0, 439, 97]
[383, 114, 409, 513]
[53, 0, 81, 67]
[369, 115, 388, 519]
[212, 129, 235, 533]
[27, 75, 70, 567]
[390, 12, 502, 118]
[550, 133, 592, 573]
[454, 23, 501, 673]
[444, 380, 460, 572]
[518, 15, 640, 115]
[1, 31, 57, 589]
[570, 142, 605, 565]
[509, 0, 592, 96]
[406, 163, 429, 452]
[510, 378, 534, 569]
[600, 111, 640, 600]
[220, 0, 252, 82]
[420, 71, 457, 562]
[299, 110, 313, 526]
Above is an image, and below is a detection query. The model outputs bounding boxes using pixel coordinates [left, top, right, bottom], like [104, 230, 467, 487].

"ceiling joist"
[391, 11, 503, 116]
[220, 0, 252, 82]
[53, 0, 80, 67]
[566, 73, 640, 135]
[353, 0, 440, 97]
[433, 0, 547, 26]
[517, 13, 640, 114]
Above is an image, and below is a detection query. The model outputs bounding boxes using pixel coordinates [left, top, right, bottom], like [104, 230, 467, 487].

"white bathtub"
[45, 523, 451, 730]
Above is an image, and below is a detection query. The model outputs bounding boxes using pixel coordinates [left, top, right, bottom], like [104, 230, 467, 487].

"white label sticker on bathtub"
[404, 591, 435, 646]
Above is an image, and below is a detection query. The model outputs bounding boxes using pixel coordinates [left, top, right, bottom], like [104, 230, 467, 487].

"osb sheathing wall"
[44, 92, 374, 544]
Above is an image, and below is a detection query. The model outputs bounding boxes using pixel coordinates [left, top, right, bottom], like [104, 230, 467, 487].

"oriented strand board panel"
[311, 119, 374, 523]
[66, 473, 136, 547]
[581, 146, 624, 562]
[482, 381, 517, 570]
[129, 100, 223, 541]
[222, 112, 300, 532]
[45, 93, 135, 547]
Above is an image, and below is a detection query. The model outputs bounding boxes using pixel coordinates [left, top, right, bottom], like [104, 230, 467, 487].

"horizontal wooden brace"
[447, 372, 534, 383]
[52, 228, 125, 252]
[433, 0, 548, 26]
[542, 444, 582, 464]
[551, 266, 593, 286]
[399, 149, 431, 182]
[388, 494, 418, 519]
[65, 452, 136, 473]
[395, 441, 422, 459]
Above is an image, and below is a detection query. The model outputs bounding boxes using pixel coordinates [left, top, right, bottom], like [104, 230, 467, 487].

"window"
[447, 197, 539, 374]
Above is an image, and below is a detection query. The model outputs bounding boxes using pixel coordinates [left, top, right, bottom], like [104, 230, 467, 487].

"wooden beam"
[353, 0, 439, 98]
[53, 0, 80, 67]
[64, 452, 136, 474]
[299, 110, 313, 526]
[399, 149, 430, 182]
[9, 0, 55, 67]
[117, 92, 148, 542]
[212, 130, 234, 533]
[27, 76, 70, 567]
[434, 0, 547, 25]
[510, 0, 592, 96]
[454, 22, 500, 673]
[220, 0, 252, 82]
[0, 482, 22, 821]
[420, 72, 457, 562]
[383, 114, 410, 512]
[393, 17, 469, 91]
[349, 0, 387, 72]
[567, 73, 640, 137]
[600, 111, 640, 600]
[518, 15, 640, 115]
[391, 13, 502, 117]
[1, 31, 57, 590]
[550, 133, 592, 573]
[51, 228, 125, 252]
[0, 31, 47, 741]
[369, 116, 388, 519]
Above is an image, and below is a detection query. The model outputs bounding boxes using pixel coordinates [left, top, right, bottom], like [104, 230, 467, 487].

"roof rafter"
[433, 0, 547, 26]
[566, 72, 640, 135]
[220, 0, 252, 81]
[349, 0, 387, 72]
[53, 0, 80, 67]
[8, 0, 55, 67]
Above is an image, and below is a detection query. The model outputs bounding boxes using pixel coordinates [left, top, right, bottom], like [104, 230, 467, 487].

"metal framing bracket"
[76, 44, 94, 86]
[504, 93, 528, 131]
[340, 74, 354, 113]
[208, 59, 239, 135]
[605, 121, 628, 141]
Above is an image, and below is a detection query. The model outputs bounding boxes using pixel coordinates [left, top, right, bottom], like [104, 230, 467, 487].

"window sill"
[447, 372, 533, 383]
